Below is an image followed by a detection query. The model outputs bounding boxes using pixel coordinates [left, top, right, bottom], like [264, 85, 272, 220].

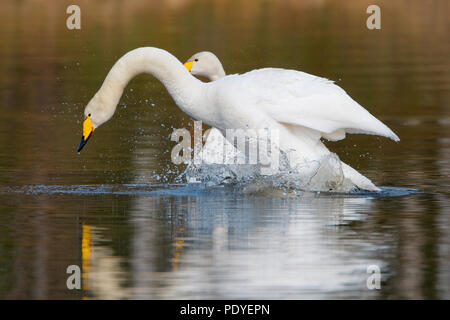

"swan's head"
[184, 51, 226, 81]
[77, 93, 115, 152]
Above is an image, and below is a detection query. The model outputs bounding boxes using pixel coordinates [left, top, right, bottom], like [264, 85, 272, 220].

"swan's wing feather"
[224, 68, 399, 142]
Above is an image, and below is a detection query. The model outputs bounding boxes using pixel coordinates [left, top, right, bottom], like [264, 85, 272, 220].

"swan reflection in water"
[82, 187, 389, 299]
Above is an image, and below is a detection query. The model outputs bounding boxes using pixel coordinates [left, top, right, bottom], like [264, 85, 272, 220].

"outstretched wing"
[222, 68, 399, 142]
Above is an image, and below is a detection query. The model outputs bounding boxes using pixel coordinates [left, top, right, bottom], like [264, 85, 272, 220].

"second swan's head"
[184, 51, 226, 81]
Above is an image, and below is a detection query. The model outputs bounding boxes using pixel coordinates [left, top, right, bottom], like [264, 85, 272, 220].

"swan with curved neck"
[78, 47, 205, 150]
[78, 47, 399, 192]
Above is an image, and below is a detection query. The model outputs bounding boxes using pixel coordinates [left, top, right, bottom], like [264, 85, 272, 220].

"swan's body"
[78, 47, 399, 192]
[184, 51, 399, 191]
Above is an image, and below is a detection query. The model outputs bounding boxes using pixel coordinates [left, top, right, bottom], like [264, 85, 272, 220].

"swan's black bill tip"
[77, 133, 91, 153]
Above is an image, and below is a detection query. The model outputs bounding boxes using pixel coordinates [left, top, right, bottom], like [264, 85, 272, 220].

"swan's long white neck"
[87, 47, 203, 126]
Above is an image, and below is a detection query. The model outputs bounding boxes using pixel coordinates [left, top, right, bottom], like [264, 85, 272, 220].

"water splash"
[182, 151, 364, 194]
[179, 127, 377, 194]
[2, 183, 418, 198]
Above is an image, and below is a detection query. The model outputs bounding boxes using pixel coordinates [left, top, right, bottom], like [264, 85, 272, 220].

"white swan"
[78, 47, 399, 192]
[183, 51, 399, 191]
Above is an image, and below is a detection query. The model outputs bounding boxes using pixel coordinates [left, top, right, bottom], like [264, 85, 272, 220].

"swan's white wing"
[219, 68, 399, 142]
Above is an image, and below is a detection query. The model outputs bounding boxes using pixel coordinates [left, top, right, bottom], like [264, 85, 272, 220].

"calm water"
[0, 0, 449, 299]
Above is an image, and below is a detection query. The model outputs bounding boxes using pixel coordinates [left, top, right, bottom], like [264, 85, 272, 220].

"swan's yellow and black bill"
[77, 116, 94, 152]
[184, 61, 194, 72]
